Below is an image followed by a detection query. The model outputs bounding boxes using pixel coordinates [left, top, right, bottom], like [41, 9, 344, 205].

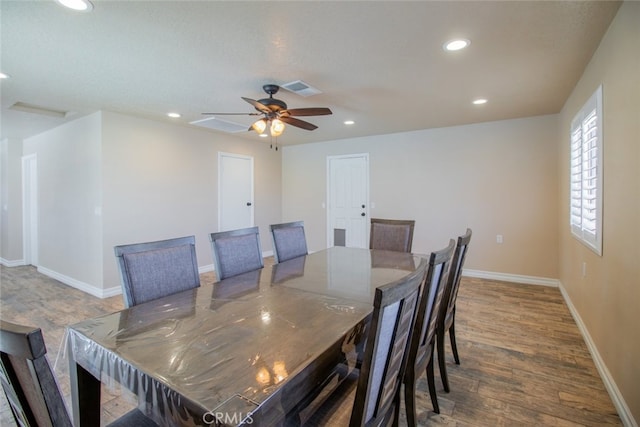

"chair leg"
[426, 357, 440, 414]
[450, 313, 460, 365]
[403, 375, 419, 427]
[437, 330, 450, 393]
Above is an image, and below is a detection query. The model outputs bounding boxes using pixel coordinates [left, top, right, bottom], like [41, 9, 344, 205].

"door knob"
[361, 212, 366, 217]
[246, 202, 252, 206]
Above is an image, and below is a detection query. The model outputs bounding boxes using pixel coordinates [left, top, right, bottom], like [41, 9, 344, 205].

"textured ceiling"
[0, 1, 621, 146]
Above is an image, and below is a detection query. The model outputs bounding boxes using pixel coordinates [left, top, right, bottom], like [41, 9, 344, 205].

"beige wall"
[23, 113, 104, 286]
[282, 114, 559, 280]
[18, 111, 282, 295]
[101, 111, 282, 292]
[558, 2, 639, 423]
[0, 138, 24, 263]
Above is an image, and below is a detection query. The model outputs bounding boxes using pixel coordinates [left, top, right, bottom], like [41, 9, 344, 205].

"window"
[570, 85, 603, 255]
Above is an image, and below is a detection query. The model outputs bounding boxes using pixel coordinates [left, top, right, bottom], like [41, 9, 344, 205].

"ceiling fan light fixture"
[270, 119, 285, 137]
[251, 119, 267, 134]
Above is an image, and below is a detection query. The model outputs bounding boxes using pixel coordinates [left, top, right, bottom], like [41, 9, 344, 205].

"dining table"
[65, 246, 425, 427]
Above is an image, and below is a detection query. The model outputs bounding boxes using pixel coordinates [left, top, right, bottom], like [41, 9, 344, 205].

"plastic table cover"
[66, 247, 423, 426]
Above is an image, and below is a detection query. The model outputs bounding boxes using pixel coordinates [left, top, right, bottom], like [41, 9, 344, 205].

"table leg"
[68, 340, 101, 426]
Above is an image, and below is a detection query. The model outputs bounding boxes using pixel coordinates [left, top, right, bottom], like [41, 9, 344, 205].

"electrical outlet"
[496, 234, 503, 244]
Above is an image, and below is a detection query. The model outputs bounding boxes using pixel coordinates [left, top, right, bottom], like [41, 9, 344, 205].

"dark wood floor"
[0, 264, 621, 426]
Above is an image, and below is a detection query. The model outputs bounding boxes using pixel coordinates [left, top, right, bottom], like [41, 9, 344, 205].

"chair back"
[440, 229, 472, 328]
[0, 320, 73, 427]
[369, 218, 415, 252]
[407, 240, 455, 376]
[115, 235, 200, 308]
[350, 258, 428, 426]
[209, 226, 263, 280]
[270, 221, 308, 263]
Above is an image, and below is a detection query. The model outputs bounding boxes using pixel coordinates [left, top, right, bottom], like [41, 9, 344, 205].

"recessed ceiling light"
[55, 0, 93, 12]
[472, 98, 488, 105]
[344, 120, 355, 125]
[167, 112, 181, 118]
[0, 72, 9, 79]
[443, 39, 471, 52]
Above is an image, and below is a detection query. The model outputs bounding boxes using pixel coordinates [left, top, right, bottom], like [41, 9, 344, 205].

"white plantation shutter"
[570, 85, 603, 255]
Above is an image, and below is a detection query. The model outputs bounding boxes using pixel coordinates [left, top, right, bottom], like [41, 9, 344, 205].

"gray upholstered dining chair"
[404, 239, 455, 422]
[114, 235, 200, 308]
[302, 258, 428, 426]
[209, 226, 264, 281]
[0, 320, 158, 427]
[270, 221, 308, 263]
[369, 218, 416, 252]
[437, 228, 472, 393]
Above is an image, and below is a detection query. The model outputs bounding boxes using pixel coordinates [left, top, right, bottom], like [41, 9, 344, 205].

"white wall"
[282, 114, 559, 280]
[558, 2, 639, 424]
[23, 113, 104, 286]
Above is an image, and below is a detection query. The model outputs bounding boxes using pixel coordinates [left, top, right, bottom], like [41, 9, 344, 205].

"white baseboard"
[463, 268, 560, 287]
[558, 282, 637, 427]
[1, 257, 25, 267]
[37, 266, 120, 299]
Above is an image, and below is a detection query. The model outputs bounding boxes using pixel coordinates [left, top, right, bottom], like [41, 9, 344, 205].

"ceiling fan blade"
[201, 112, 261, 115]
[284, 107, 332, 117]
[280, 116, 318, 131]
[242, 97, 272, 114]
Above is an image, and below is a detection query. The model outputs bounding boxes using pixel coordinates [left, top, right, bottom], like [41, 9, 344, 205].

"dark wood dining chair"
[303, 258, 428, 426]
[369, 218, 416, 252]
[114, 235, 200, 308]
[0, 320, 158, 427]
[437, 228, 472, 392]
[209, 226, 264, 281]
[404, 239, 455, 422]
[270, 221, 308, 263]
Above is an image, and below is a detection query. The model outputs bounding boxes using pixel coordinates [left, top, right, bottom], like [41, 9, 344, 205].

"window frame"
[569, 85, 603, 256]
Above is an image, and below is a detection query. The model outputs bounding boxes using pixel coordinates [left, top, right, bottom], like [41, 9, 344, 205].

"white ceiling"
[1, 0, 621, 146]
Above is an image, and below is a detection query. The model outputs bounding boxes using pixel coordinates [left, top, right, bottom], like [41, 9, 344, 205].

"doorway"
[22, 154, 38, 266]
[327, 154, 369, 248]
[218, 152, 254, 232]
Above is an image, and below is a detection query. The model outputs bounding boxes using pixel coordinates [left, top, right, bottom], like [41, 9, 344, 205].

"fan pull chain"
[269, 136, 279, 151]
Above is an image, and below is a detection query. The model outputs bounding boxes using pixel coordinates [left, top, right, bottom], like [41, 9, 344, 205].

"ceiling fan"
[203, 84, 332, 137]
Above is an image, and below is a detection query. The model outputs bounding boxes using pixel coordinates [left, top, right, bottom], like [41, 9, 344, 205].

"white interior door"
[327, 154, 369, 248]
[218, 152, 254, 231]
[22, 154, 38, 266]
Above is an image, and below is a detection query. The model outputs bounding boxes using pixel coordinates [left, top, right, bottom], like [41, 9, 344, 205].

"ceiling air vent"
[190, 117, 247, 133]
[280, 80, 322, 97]
[10, 102, 69, 118]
